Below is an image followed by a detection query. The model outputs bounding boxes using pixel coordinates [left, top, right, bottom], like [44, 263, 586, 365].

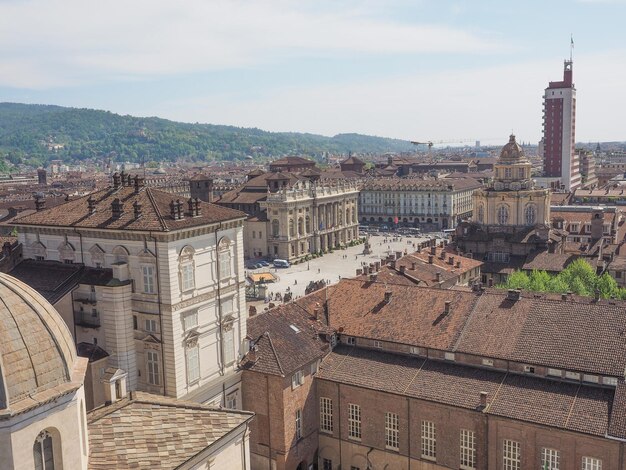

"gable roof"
[13, 186, 245, 232]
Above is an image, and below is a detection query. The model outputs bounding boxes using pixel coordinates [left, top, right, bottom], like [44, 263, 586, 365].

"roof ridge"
[264, 332, 285, 377]
[145, 187, 169, 232]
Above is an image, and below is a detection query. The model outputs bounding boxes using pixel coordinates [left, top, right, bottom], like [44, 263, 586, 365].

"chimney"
[440, 251, 446, 260]
[399, 265, 406, 274]
[194, 197, 201, 216]
[187, 198, 194, 216]
[249, 305, 257, 317]
[479, 391, 488, 409]
[112, 172, 121, 189]
[507, 289, 521, 302]
[313, 304, 322, 320]
[444, 301, 452, 315]
[369, 272, 378, 282]
[430, 246, 436, 255]
[133, 176, 141, 193]
[428, 255, 434, 264]
[449, 256, 455, 265]
[488, 278, 493, 287]
[119, 171, 126, 186]
[111, 198, 123, 219]
[436, 272, 442, 282]
[384, 290, 392, 303]
[176, 199, 184, 219]
[456, 261, 461, 268]
[87, 195, 96, 215]
[34, 194, 45, 212]
[2, 241, 12, 258]
[133, 201, 142, 219]
[411, 262, 417, 270]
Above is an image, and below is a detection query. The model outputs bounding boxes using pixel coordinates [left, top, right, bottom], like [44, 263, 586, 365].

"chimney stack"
[399, 265, 406, 274]
[436, 272, 442, 282]
[112, 172, 121, 189]
[444, 301, 452, 315]
[194, 197, 201, 217]
[87, 195, 96, 215]
[449, 256, 455, 265]
[507, 289, 521, 302]
[428, 255, 434, 264]
[119, 171, 126, 186]
[249, 305, 257, 317]
[456, 261, 461, 268]
[411, 262, 417, 270]
[384, 290, 392, 303]
[34, 194, 45, 212]
[479, 391, 488, 409]
[313, 303, 322, 320]
[111, 198, 123, 219]
[488, 278, 493, 287]
[369, 272, 378, 282]
[133, 201, 142, 219]
[430, 246, 436, 255]
[133, 176, 143, 194]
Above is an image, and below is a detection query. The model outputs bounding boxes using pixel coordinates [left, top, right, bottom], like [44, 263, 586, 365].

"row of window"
[320, 399, 604, 470]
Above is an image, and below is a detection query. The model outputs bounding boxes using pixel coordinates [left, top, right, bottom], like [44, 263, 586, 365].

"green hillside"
[0, 102, 413, 168]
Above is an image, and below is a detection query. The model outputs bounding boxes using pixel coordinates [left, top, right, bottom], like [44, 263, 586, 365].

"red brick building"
[242, 278, 626, 470]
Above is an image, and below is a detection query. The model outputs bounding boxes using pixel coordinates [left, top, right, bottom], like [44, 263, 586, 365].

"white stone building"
[12, 174, 248, 409]
[0, 271, 253, 470]
[359, 176, 481, 229]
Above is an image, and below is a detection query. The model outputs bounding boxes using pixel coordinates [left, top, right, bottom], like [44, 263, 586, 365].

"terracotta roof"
[522, 251, 578, 272]
[361, 177, 481, 192]
[318, 346, 614, 438]
[242, 302, 330, 376]
[394, 249, 483, 286]
[456, 289, 626, 376]
[87, 392, 253, 470]
[13, 186, 245, 232]
[325, 279, 480, 350]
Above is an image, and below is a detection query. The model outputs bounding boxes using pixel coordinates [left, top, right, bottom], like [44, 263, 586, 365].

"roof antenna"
[570, 34, 574, 62]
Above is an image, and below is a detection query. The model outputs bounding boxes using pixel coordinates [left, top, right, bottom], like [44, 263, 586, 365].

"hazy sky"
[2, 0, 626, 144]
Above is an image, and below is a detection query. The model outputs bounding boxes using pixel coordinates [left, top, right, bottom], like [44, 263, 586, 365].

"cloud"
[0, 0, 503, 88]
[154, 49, 626, 143]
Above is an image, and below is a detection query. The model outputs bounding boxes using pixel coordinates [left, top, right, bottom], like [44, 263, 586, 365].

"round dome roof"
[0, 273, 77, 411]
[499, 134, 527, 163]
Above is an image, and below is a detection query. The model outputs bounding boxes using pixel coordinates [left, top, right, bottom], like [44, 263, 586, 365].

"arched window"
[289, 219, 295, 237]
[525, 204, 537, 225]
[179, 246, 195, 292]
[477, 204, 484, 223]
[271, 220, 279, 237]
[34, 430, 54, 470]
[298, 217, 304, 236]
[346, 209, 350, 226]
[112, 245, 129, 264]
[497, 205, 509, 225]
[305, 216, 311, 233]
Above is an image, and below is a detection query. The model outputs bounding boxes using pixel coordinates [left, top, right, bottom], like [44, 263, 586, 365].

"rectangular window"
[226, 391, 238, 409]
[503, 439, 520, 470]
[186, 345, 200, 384]
[541, 448, 560, 470]
[320, 397, 333, 433]
[565, 371, 581, 380]
[292, 370, 304, 389]
[219, 250, 231, 279]
[146, 350, 160, 385]
[444, 352, 455, 361]
[295, 409, 302, 440]
[583, 374, 599, 383]
[183, 310, 198, 331]
[385, 412, 399, 450]
[604, 377, 618, 386]
[460, 429, 476, 469]
[547, 368, 562, 377]
[482, 358, 494, 367]
[410, 346, 420, 355]
[181, 263, 194, 291]
[374, 340, 383, 349]
[133, 315, 138, 330]
[144, 318, 157, 333]
[421, 420, 436, 460]
[142, 265, 155, 294]
[223, 328, 235, 365]
[346, 337, 356, 345]
[348, 403, 361, 440]
[322, 459, 332, 470]
[582, 457, 602, 470]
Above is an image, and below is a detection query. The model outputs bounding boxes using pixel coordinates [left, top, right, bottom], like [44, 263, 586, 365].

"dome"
[0, 273, 77, 412]
[499, 134, 527, 163]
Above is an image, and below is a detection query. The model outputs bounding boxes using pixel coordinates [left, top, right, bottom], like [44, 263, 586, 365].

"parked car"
[258, 260, 270, 267]
[273, 259, 290, 268]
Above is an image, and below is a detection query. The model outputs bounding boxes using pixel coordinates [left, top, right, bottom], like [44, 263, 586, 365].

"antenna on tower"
[570, 34, 574, 62]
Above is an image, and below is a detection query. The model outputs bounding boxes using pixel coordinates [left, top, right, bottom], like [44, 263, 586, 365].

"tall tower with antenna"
[541, 39, 581, 191]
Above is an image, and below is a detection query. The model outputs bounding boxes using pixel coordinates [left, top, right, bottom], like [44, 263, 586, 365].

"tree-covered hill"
[0, 102, 413, 167]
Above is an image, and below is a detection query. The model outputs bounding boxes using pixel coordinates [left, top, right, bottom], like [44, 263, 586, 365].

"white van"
[273, 259, 290, 268]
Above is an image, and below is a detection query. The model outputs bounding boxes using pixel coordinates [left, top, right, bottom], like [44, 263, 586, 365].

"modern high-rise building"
[541, 59, 581, 191]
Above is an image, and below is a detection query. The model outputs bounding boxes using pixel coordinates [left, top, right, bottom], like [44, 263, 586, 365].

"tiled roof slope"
[326, 279, 480, 350]
[87, 392, 253, 470]
[318, 347, 614, 438]
[13, 185, 245, 232]
[241, 301, 330, 376]
[456, 290, 626, 376]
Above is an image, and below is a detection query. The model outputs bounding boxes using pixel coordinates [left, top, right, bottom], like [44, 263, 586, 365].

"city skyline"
[2, 0, 626, 144]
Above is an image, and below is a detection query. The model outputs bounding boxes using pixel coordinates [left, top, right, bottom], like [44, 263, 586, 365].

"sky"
[2, 0, 626, 144]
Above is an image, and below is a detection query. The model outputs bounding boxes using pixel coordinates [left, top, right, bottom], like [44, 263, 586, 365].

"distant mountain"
[0, 102, 413, 167]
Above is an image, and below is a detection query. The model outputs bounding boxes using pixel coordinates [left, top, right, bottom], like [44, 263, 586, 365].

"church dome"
[499, 134, 527, 163]
[0, 273, 77, 413]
